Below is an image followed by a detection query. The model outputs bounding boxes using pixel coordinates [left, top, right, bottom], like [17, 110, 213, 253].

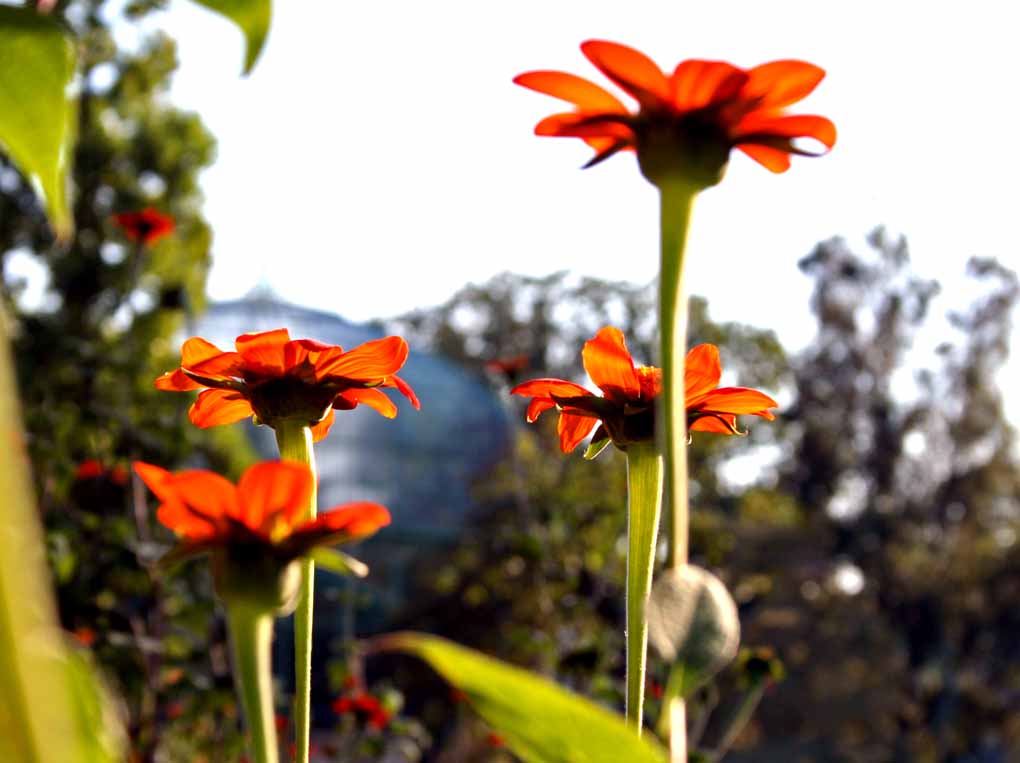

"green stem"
[274, 422, 317, 763]
[624, 443, 663, 733]
[654, 665, 687, 763]
[227, 606, 278, 763]
[658, 181, 697, 570]
[656, 180, 698, 763]
[706, 679, 767, 763]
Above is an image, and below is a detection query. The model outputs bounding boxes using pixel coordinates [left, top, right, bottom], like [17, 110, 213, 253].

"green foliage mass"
[0, 1, 254, 759]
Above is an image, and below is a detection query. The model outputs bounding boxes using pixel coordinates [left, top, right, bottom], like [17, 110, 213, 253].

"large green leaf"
[0, 6, 77, 240]
[0, 331, 124, 762]
[381, 633, 668, 763]
[189, 0, 271, 74]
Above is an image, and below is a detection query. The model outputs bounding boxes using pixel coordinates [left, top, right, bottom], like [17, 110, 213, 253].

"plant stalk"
[656, 180, 698, 762]
[624, 443, 663, 733]
[227, 606, 278, 763]
[274, 422, 317, 763]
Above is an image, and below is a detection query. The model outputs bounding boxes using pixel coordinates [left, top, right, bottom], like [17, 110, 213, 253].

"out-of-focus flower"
[514, 40, 835, 185]
[112, 208, 175, 245]
[71, 626, 96, 647]
[135, 460, 388, 557]
[484, 354, 530, 385]
[74, 460, 105, 480]
[332, 691, 391, 730]
[511, 327, 777, 456]
[154, 328, 420, 442]
[486, 732, 506, 748]
[134, 460, 389, 610]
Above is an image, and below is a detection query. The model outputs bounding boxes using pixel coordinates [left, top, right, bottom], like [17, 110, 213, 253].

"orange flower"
[511, 327, 777, 456]
[112, 208, 175, 245]
[514, 40, 835, 184]
[133, 460, 390, 562]
[155, 328, 420, 442]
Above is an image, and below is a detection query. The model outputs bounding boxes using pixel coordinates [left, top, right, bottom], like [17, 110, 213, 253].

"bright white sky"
[145, 0, 1017, 360]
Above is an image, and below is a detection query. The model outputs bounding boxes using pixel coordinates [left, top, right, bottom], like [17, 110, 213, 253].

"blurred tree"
[385, 272, 786, 760]
[385, 245, 1020, 763]
[0, 1, 253, 760]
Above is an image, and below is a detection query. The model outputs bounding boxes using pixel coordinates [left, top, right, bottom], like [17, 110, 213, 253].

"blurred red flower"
[511, 327, 777, 455]
[74, 460, 105, 480]
[514, 40, 835, 179]
[332, 691, 391, 730]
[484, 354, 530, 384]
[133, 460, 389, 561]
[71, 626, 96, 647]
[74, 460, 128, 485]
[112, 208, 175, 245]
[155, 328, 420, 442]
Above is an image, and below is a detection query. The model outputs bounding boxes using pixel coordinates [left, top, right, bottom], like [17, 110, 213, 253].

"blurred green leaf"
[189, 0, 270, 74]
[0, 336, 122, 762]
[381, 632, 667, 763]
[0, 6, 77, 240]
[310, 548, 369, 578]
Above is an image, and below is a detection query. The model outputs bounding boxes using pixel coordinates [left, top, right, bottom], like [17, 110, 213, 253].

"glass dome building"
[190, 289, 512, 635]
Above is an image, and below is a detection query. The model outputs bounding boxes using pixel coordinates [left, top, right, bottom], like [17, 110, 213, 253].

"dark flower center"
[247, 376, 337, 428]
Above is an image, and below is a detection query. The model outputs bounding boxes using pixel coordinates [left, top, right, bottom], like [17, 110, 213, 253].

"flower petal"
[335, 388, 397, 419]
[734, 114, 837, 151]
[133, 462, 175, 501]
[690, 413, 739, 434]
[513, 70, 627, 112]
[156, 337, 233, 390]
[300, 501, 391, 538]
[510, 378, 593, 422]
[155, 501, 221, 539]
[742, 60, 826, 110]
[693, 387, 778, 417]
[237, 460, 315, 534]
[189, 388, 255, 428]
[309, 408, 336, 442]
[317, 336, 409, 381]
[582, 327, 640, 402]
[684, 344, 723, 403]
[168, 469, 241, 525]
[735, 143, 792, 173]
[669, 60, 748, 112]
[155, 368, 201, 392]
[558, 410, 598, 452]
[580, 40, 670, 110]
[381, 374, 420, 409]
[235, 329, 291, 376]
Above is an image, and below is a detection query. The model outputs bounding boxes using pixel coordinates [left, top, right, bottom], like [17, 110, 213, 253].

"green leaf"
[0, 6, 77, 240]
[583, 435, 611, 461]
[380, 632, 668, 763]
[189, 0, 271, 74]
[309, 548, 368, 578]
[1, 334, 124, 762]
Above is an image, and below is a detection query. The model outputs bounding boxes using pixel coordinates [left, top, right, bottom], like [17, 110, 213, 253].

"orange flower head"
[155, 328, 421, 441]
[511, 327, 777, 457]
[134, 460, 390, 610]
[514, 40, 835, 187]
[112, 207, 175, 245]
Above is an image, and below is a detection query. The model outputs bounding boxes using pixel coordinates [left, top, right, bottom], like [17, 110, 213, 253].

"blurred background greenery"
[2, 2, 1020, 762]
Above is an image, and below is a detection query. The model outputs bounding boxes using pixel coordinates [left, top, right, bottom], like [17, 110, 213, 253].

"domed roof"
[193, 292, 512, 627]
